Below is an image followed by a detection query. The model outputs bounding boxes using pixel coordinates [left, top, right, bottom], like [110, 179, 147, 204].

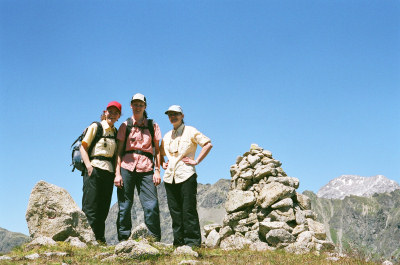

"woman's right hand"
[162, 161, 169, 170]
[87, 165, 94, 176]
[114, 174, 123, 188]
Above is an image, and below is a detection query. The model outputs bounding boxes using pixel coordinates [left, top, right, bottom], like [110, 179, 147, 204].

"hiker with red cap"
[80, 101, 121, 244]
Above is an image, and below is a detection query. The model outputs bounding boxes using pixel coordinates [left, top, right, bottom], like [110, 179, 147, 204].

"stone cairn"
[204, 144, 335, 254]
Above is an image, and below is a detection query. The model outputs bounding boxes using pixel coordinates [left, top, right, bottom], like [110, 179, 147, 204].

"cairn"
[204, 144, 334, 254]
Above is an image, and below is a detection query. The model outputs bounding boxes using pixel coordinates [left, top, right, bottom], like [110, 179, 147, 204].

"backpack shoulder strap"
[88, 121, 103, 156]
[147, 119, 155, 147]
[123, 118, 133, 152]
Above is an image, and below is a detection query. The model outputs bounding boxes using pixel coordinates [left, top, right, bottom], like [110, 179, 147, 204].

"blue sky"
[1, 0, 399, 235]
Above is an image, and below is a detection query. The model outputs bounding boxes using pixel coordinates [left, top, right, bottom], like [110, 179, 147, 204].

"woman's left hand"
[182, 157, 198, 165]
[153, 170, 161, 186]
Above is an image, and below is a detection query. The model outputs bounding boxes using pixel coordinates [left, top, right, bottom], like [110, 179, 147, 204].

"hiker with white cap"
[160, 105, 213, 247]
[114, 93, 162, 241]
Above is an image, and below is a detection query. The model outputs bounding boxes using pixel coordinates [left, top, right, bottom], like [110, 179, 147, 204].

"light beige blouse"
[160, 123, 211, 184]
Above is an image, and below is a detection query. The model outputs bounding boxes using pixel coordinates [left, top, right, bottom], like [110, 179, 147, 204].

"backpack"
[70, 122, 117, 172]
[122, 118, 155, 161]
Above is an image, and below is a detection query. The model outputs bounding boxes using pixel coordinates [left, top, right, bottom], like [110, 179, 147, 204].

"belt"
[90, 156, 114, 161]
[125, 149, 153, 160]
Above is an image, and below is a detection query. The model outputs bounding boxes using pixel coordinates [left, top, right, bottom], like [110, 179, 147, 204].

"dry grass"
[0, 243, 385, 265]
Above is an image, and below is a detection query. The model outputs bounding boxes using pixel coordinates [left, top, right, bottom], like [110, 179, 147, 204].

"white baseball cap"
[131, 93, 146, 103]
[165, 105, 183, 114]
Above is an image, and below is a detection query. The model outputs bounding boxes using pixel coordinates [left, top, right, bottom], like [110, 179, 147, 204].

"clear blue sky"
[1, 0, 399, 235]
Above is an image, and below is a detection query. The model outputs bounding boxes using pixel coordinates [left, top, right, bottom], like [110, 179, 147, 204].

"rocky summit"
[25, 180, 95, 243]
[204, 144, 334, 254]
[317, 175, 400, 200]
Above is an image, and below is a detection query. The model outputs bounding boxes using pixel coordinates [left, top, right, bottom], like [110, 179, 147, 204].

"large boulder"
[25, 181, 95, 243]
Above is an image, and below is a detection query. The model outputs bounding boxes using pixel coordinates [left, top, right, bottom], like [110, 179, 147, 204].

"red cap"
[107, 101, 122, 113]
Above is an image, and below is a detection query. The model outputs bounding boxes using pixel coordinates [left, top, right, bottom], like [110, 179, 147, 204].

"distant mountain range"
[317, 175, 400, 200]
[0, 227, 30, 254]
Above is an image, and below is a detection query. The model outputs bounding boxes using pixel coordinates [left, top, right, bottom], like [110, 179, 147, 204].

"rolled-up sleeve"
[192, 128, 211, 147]
[82, 123, 98, 148]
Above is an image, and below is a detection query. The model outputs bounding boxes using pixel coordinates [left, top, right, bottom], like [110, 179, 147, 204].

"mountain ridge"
[316, 175, 400, 200]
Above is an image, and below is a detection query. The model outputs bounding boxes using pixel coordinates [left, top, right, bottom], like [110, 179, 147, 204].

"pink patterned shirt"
[117, 117, 161, 172]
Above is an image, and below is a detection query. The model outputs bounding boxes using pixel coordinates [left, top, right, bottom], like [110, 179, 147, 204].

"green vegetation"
[0, 242, 382, 265]
[329, 228, 337, 244]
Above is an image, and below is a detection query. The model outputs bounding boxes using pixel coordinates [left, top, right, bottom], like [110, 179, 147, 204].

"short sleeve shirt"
[82, 120, 117, 173]
[160, 124, 211, 184]
[117, 117, 161, 172]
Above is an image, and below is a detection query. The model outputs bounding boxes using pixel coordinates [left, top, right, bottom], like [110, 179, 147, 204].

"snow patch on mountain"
[317, 175, 400, 199]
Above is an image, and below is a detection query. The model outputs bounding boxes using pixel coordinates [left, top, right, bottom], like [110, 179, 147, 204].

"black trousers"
[82, 167, 114, 242]
[164, 173, 201, 247]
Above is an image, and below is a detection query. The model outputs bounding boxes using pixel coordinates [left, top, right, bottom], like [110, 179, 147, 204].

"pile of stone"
[204, 144, 334, 254]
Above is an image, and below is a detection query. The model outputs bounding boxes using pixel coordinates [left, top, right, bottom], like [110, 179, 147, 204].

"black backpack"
[70, 122, 117, 172]
[122, 118, 155, 161]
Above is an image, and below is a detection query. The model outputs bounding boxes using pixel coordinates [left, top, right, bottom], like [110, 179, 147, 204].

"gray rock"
[257, 182, 295, 209]
[267, 177, 299, 189]
[284, 242, 311, 254]
[225, 190, 256, 213]
[307, 219, 326, 240]
[173, 246, 199, 257]
[239, 168, 254, 180]
[27, 236, 56, 248]
[25, 181, 95, 243]
[101, 254, 118, 262]
[265, 229, 295, 246]
[295, 209, 307, 225]
[219, 226, 233, 240]
[179, 260, 200, 265]
[249, 241, 275, 251]
[43, 252, 68, 257]
[292, 224, 307, 236]
[204, 224, 222, 237]
[238, 213, 258, 226]
[65, 236, 86, 248]
[130, 241, 160, 258]
[296, 193, 311, 210]
[205, 229, 221, 248]
[268, 208, 296, 223]
[0, 255, 12, 260]
[114, 240, 137, 254]
[234, 177, 253, 191]
[230, 164, 239, 178]
[259, 221, 292, 236]
[129, 223, 149, 240]
[237, 159, 250, 171]
[262, 150, 273, 158]
[25, 253, 40, 260]
[235, 156, 243, 164]
[220, 233, 252, 250]
[244, 230, 260, 242]
[247, 155, 261, 167]
[271, 198, 293, 209]
[250, 144, 263, 152]
[253, 165, 276, 181]
[223, 211, 248, 226]
[233, 224, 249, 233]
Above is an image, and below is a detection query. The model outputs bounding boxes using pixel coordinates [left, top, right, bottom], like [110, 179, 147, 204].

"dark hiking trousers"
[82, 167, 114, 242]
[116, 168, 161, 241]
[164, 173, 201, 247]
